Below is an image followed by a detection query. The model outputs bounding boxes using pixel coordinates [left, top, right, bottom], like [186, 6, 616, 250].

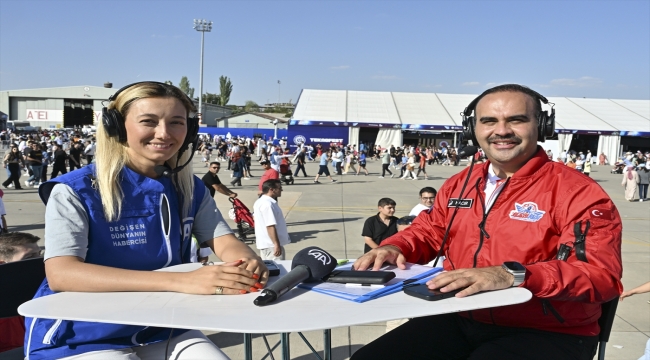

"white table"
[19, 261, 532, 360]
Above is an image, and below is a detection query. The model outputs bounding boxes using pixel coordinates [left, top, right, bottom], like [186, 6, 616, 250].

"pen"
[337, 259, 349, 266]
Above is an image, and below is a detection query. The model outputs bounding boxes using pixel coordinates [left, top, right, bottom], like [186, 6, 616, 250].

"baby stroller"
[279, 159, 294, 185]
[228, 198, 255, 243]
[611, 162, 625, 174]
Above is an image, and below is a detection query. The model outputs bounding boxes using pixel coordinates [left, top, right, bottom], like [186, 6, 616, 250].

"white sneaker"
[412, 178, 418, 180]
[33, 184, 40, 188]
[25, 180, 31, 187]
[243, 177, 250, 180]
[390, 174, 395, 178]
[378, 176, 384, 178]
[7, 183, 13, 188]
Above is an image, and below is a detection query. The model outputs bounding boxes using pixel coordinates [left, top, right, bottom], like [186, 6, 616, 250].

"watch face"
[504, 261, 526, 272]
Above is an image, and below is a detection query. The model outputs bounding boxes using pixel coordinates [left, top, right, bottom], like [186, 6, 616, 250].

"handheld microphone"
[254, 246, 337, 306]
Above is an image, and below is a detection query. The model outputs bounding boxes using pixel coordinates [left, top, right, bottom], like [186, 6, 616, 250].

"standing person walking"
[293, 147, 308, 177]
[401, 153, 416, 180]
[343, 151, 357, 174]
[621, 165, 639, 201]
[253, 179, 290, 260]
[230, 150, 246, 187]
[49, 144, 69, 179]
[314, 149, 337, 184]
[416, 148, 429, 180]
[2, 146, 24, 189]
[24, 142, 43, 187]
[331, 146, 343, 175]
[83, 140, 95, 165]
[637, 164, 649, 201]
[356, 150, 369, 176]
[379, 149, 393, 178]
[68, 141, 83, 171]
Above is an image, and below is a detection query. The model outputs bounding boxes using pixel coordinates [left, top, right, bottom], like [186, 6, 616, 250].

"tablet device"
[325, 270, 396, 285]
[403, 284, 466, 301]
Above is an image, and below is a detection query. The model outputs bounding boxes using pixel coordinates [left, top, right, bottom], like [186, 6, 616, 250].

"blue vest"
[25, 165, 206, 360]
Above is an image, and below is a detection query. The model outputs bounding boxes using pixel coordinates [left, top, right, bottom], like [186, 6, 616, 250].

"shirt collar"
[261, 195, 277, 203]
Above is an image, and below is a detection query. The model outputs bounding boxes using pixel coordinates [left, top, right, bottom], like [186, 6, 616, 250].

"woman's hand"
[237, 257, 269, 286]
[178, 260, 263, 295]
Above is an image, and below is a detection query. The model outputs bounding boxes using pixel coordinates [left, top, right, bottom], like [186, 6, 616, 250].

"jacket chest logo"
[509, 202, 546, 222]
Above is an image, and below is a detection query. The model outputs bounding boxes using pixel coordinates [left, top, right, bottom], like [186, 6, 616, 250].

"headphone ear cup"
[537, 112, 547, 142]
[462, 116, 479, 146]
[180, 116, 200, 153]
[102, 107, 127, 143]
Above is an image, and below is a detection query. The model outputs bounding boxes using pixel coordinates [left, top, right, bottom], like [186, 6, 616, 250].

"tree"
[178, 76, 194, 99]
[164, 80, 173, 85]
[202, 92, 220, 105]
[244, 100, 259, 112]
[219, 75, 233, 106]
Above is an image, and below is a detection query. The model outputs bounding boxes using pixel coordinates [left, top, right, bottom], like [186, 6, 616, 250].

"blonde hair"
[96, 82, 197, 222]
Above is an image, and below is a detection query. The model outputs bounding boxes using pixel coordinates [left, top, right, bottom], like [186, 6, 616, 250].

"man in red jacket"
[352, 84, 622, 360]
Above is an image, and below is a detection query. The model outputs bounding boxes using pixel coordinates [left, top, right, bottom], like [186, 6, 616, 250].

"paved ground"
[1, 155, 648, 360]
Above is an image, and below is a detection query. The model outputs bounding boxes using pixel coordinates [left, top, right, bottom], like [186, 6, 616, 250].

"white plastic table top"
[18, 261, 532, 334]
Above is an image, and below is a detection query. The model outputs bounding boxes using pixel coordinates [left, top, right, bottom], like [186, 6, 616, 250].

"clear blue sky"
[1, 0, 648, 105]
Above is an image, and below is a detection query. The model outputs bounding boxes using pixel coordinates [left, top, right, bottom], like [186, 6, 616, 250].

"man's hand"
[273, 246, 282, 257]
[426, 266, 514, 298]
[353, 246, 406, 271]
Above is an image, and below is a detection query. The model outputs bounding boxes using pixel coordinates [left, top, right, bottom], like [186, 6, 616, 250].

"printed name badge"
[447, 198, 474, 208]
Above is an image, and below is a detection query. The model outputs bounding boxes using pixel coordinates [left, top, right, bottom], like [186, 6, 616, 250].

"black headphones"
[102, 81, 199, 154]
[461, 84, 555, 144]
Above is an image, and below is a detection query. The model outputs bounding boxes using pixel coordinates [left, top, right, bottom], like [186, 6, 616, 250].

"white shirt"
[484, 164, 508, 212]
[409, 203, 429, 216]
[253, 195, 290, 250]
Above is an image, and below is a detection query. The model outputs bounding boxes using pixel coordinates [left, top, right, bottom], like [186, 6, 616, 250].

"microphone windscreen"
[459, 146, 479, 158]
[291, 246, 337, 282]
[154, 165, 171, 178]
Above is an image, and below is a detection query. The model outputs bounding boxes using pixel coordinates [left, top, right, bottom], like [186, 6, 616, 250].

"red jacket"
[382, 147, 622, 336]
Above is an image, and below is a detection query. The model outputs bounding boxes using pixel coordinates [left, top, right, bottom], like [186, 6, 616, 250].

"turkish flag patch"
[590, 208, 612, 220]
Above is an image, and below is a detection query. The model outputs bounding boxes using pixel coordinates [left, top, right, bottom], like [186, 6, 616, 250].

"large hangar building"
[289, 89, 649, 163]
[0, 84, 231, 129]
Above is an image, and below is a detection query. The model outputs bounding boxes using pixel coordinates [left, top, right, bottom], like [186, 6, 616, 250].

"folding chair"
[0, 257, 45, 318]
[597, 297, 620, 360]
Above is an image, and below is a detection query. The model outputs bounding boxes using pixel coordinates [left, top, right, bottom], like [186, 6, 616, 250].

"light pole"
[193, 19, 212, 122]
[277, 80, 281, 104]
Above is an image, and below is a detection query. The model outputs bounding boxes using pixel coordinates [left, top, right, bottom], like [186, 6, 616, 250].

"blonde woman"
[25, 82, 267, 360]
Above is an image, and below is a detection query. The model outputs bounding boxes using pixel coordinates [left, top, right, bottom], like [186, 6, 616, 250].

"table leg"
[281, 333, 290, 360]
[323, 329, 331, 360]
[244, 333, 253, 360]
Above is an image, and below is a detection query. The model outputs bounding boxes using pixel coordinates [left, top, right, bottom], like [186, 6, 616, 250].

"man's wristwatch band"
[502, 261, 526, 287]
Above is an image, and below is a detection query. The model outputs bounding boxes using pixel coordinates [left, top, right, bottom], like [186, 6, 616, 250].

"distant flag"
[278, 80, 281, 84]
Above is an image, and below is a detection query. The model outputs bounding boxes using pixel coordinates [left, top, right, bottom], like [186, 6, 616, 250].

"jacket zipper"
[541, 299, 565, 323]
[42, 318, 62, 345]
[472, 178, 510, 268]
[160, 194, 172, 267]
[25, 317, 38, 359]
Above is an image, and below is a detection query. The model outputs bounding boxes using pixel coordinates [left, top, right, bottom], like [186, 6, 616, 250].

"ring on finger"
[215, 286, 224, 295]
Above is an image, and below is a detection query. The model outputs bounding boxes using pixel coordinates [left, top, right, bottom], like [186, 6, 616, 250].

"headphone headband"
[102, 81, 199, 152]
[461, 84, 555, 144]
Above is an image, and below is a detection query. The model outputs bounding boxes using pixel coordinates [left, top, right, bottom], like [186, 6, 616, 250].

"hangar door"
[64, 99, 94, 127]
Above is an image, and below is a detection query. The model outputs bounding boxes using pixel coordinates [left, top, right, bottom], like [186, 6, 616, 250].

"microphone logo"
[308, 249, 332, 265]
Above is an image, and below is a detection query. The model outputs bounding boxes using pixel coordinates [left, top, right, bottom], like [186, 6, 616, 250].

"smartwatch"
[502, 261, 526, 287]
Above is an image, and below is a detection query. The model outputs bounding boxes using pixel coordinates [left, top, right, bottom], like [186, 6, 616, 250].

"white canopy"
[292, 89, 650, 133]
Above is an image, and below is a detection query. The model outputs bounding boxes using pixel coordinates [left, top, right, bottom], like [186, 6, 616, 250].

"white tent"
[292, 89, 650, 152]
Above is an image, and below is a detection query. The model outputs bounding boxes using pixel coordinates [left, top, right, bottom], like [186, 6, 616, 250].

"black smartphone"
[326, 270, 396, 285]
[404, 284, 466, 301]
[263, 260, 280, 277]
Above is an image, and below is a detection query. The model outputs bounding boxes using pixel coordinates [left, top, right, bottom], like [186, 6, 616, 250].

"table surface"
[18, 262, 532, 334]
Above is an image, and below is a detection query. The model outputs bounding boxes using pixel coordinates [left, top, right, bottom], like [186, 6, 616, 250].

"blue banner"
[287, 125, 349, 149]
[197, 127, 287, 141]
